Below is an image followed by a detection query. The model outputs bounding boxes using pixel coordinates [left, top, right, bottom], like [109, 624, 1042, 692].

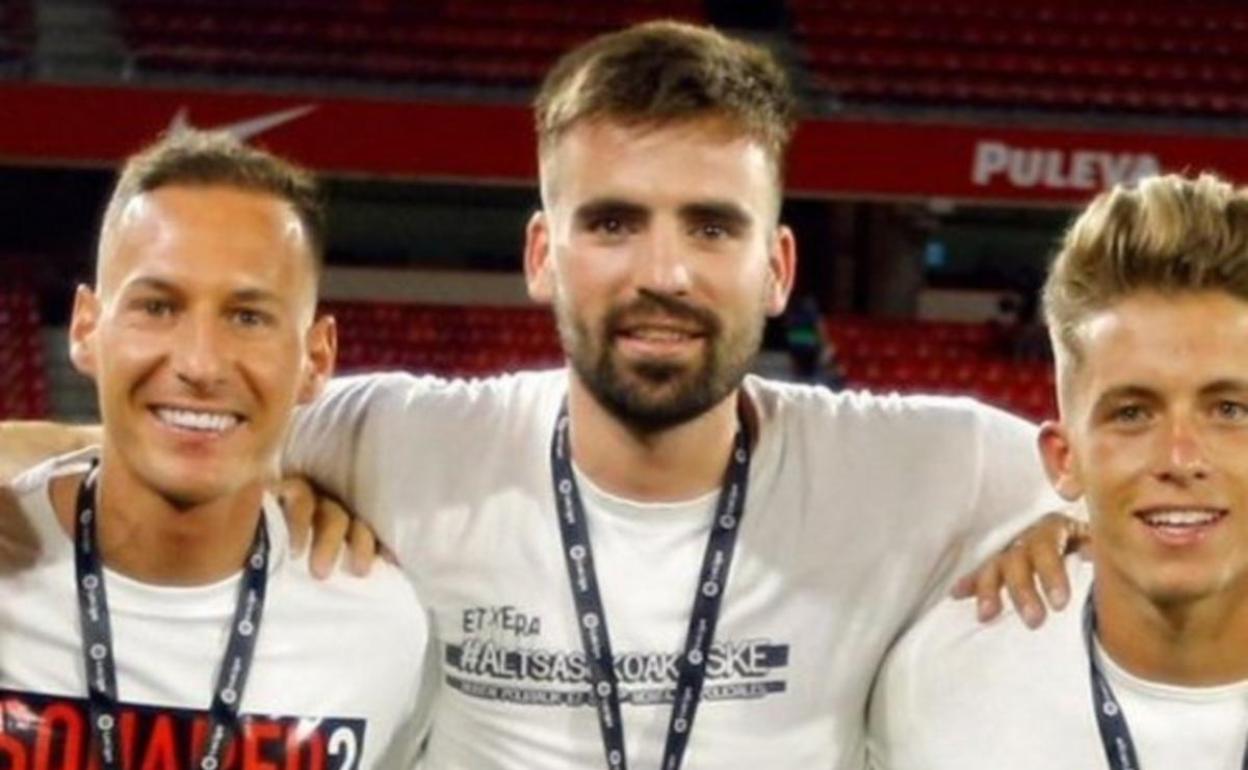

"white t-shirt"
[284, 369, 1061, 770]
[0, 449, 430, 770]
[869, 558, 1248, 769]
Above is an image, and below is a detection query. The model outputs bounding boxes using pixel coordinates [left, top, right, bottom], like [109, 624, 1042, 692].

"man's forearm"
[0, 421, 101, 483]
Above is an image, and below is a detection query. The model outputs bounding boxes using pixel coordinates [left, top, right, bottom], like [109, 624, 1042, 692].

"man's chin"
[591, 369, 726, 433]
[142, 466, 238, 511]
[153, 484, 225, 511]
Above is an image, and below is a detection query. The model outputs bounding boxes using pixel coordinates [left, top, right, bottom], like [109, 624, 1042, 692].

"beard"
[556, 289, 763, 433]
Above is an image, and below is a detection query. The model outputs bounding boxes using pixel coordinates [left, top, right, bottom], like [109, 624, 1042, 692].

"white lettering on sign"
[972, 140, 1161, 190]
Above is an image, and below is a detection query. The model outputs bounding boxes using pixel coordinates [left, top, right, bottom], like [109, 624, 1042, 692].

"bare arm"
[0, 421, 101, 483]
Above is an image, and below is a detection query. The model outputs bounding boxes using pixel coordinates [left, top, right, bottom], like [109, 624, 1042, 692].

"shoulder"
[870, 559, 1094, 767]
[309, 368, 566, 427]
[747, 377, 1032, 452]
[276, 557, 428, 646]
[10, 446, 96, 497]
[878, 556, 1092, 712]
[1, 448, 98, 568]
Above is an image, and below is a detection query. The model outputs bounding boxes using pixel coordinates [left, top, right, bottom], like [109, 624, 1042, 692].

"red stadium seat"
[326, 300, 561, 377]
[114, 0, 706, 86]
[790, 0, 1248, 118]
[0, 285, 50, 419]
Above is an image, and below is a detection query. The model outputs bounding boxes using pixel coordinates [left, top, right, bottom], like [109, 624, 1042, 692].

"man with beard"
[275, 21, 1064, 769]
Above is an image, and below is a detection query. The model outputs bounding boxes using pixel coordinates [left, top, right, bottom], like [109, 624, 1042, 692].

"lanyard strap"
[549, 401, 752, 770]
[1082, 591, 1248, 770]
[74, 465, 271, 770]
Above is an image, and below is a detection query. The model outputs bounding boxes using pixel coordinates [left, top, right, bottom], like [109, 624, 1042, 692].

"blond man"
[870, 173, 1248, 769]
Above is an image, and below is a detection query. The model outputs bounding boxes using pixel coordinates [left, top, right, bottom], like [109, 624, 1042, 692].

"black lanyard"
[1082, 591, 1248, 770]
[73, 464, 270, 770]
[550, 400, 752, 770]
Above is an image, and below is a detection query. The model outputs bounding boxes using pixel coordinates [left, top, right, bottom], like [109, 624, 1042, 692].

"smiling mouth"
[618, 326, 704, 343]
[1135, 508, 1228, 533]
[152, 406, 243, 435]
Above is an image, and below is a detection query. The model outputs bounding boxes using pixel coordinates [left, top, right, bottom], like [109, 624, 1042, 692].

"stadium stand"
[792, 0, 1248, 116]
[825, 316, 1056, 420]
[116, 0, 705, 84]
[0, 0, 33, 71]
[0, 287, 50, 419]
[329, 300, 564, 377]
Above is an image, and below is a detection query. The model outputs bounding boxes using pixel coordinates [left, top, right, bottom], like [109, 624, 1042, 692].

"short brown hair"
[101, 129, 325, 267]
[1044, 172, 1248, 366]
[534, 20, 797, 178]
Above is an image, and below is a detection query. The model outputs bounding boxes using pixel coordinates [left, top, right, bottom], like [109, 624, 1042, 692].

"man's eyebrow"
[679, 201, 753, 228]
[572, 198, 649, 223]
[122, 276, 180, 295]
[120, 277, 281, 306]
[1090, 384, 1157, 412]
[230, 287, 282, 305]
[1200, 379, 1248, 398]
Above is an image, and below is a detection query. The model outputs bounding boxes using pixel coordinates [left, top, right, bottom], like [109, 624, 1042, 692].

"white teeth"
[155, 408, 239, 434]
[1140, 510, 1222, 528]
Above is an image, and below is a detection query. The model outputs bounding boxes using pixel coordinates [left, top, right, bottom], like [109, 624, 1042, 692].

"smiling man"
[0, 131, 427, 769]
[870, 173, 1248, 769]
[277, 21, 1062, 769]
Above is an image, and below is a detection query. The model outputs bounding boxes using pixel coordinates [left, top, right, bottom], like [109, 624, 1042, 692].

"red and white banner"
[3, 81, 1247, 205]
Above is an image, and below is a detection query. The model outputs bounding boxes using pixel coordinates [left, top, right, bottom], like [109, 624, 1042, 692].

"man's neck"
[1094, 569, 1248, 687]
[567, 377, 746, 503]
[51, 450, 266, 587]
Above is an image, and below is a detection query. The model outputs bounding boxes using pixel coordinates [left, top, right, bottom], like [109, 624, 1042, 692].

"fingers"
[310, 495, 351, 579]
[949, 571, 976, 599]
[999, 538, 1046, 629]
[1031, 513, 1074, 611]
[957, 510, 1087, 626]
[277, 477, 317, 556]
[347, 517, 378, 577]
[969, 557, 1004, 623]
[996, 512, 1087, 628]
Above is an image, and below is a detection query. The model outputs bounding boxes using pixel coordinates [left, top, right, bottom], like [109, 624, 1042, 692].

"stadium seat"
[326, 300, 562, 376]
[115, 0, 705, 86]
[791, 0, 1248, 118]
[0, 285, 50, 419]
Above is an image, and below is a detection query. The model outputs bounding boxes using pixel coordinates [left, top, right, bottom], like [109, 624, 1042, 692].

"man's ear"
[1038, 420, 1083, 501]
[297, 314, 337, 404]
[68, 284, 101, 380]
[524, 211, 555, 304]
[765, 225, 797, 317]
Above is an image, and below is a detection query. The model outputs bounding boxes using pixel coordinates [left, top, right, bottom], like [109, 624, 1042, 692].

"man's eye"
[1214, 400, 1248, 421]
[1110, 404, 1149, 423]
[142, 299, 174, 317]
[231, 308, 271, 327]
[695, 223, 728, 240]
[590, 217, 625, 235]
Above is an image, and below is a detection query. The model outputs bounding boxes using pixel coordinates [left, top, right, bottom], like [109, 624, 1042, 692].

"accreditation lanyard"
[73, 465, 271, 770]
[549, 401, 752, 770]
[1082, 591, 1248, 770]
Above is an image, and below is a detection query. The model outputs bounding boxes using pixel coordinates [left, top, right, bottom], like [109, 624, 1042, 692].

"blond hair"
[1044, 172, 1248, 366]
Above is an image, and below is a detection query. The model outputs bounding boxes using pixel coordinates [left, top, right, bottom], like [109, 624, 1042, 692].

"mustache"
[604, 290, 721, 336]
